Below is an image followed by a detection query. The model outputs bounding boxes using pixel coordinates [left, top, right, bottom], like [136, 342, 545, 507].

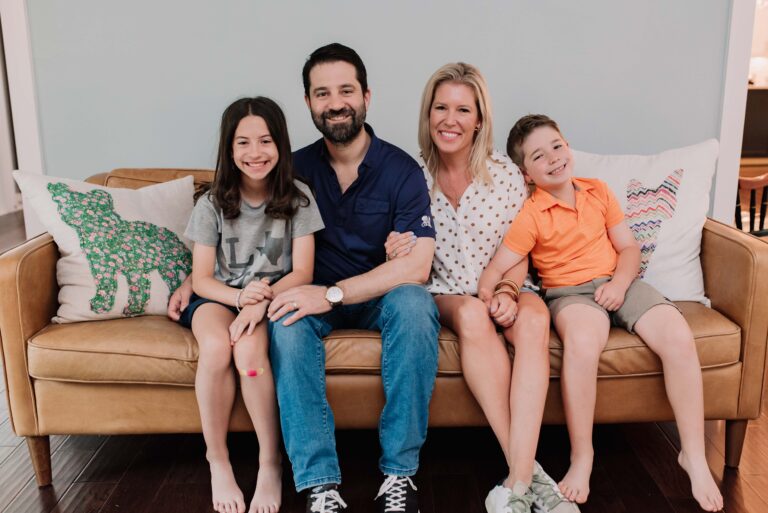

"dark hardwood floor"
[1, 363, 766, 512]
[1, 218, 767, 512]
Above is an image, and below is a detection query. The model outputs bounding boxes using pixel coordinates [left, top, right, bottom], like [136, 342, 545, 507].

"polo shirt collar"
[530, 177, 595, 212]
[318, 123, 381, 172]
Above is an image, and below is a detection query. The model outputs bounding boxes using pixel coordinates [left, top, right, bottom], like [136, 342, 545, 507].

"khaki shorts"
[544, 277, 678, 334]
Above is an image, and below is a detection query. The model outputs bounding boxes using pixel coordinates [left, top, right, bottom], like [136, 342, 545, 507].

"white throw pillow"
[13, 172, 194, 322]
[572, 139, 718, 305]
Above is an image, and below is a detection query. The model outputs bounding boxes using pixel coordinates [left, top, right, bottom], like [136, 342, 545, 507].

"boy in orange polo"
[477, 115, 723, 512]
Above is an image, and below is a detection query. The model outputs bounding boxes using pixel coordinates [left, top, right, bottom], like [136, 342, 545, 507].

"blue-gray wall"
[28, 0, 731, 179]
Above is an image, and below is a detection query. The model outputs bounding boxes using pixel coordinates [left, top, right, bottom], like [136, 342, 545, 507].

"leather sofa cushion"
[97, 168, 214, 190]
[28, 301, 739, 385]
[29, 316, 198, 385]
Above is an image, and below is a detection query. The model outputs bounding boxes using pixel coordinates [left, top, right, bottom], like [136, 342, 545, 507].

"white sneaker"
[530, 462, 580, 513]
[485, 481, 535, 513]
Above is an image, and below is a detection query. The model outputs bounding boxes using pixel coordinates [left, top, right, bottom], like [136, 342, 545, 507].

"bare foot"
[210, 459, 246, 513]
[249, 462, 282, 513]
[678, 451, 724, 512]
[558, 452, 592, 503]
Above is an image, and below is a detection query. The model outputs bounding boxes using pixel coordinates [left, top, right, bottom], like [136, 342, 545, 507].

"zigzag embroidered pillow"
[572, 139, 718, 305]
[13, 172, 194, 322]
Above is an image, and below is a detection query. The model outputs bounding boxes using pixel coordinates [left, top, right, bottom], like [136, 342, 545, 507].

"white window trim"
[0, 0, 43, 176]
[713, 0, 755, 223]
[0, 0, 45, 235]
[0, 27, 17, 215]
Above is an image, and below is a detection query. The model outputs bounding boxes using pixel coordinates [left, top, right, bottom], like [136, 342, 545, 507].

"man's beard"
[312, 104, 366, 145]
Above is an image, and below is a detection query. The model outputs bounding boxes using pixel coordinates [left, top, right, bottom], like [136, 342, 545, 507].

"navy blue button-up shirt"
[293, 124, 435, 286]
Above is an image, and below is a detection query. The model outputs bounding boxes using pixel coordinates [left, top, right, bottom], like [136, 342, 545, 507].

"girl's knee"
[197, 342, 232, 372]
[233, 340, 269, 371]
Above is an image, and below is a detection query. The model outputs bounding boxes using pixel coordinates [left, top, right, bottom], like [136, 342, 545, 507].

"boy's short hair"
[302, 43, 368, 97]
[506, 114, 562, 168]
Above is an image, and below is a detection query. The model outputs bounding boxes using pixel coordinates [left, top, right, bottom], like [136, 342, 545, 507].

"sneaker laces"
[506, 481, 536, 513]
[531, 462, 572, 511]
[309, 486, 347, 513]
[375, 475, 417, 512]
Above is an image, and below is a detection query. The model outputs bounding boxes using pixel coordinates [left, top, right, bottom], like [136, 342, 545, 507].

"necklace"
[438, 170, 472, 209]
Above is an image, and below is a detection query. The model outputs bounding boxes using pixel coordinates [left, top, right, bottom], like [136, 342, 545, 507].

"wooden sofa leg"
[725, 419, 748, 468]
[26, 436, 52, 487]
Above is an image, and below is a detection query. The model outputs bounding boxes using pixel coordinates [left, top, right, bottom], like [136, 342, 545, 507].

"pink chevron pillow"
[572, 139, 718, 305]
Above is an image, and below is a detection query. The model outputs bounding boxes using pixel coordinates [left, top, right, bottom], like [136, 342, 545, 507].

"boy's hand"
[384, 231, 417, 260]
[229, 302, 268, 344]
[240, 277, 273, 306]
[489, 293, 519, 328]
[594, 280, 629, 311]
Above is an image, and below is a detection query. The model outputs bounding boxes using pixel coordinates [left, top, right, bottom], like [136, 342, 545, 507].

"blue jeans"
[268, 284, 439, 491]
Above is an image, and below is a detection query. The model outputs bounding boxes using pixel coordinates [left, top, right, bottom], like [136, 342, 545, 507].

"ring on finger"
[292, 301, 298, 310]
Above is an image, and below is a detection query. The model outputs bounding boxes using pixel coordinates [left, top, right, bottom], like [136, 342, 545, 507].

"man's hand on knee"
[268, 285, 332, 326]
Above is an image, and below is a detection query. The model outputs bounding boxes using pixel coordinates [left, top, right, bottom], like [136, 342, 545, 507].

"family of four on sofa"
[165, 42, 724, 513]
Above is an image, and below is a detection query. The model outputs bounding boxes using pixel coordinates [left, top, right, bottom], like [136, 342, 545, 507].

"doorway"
[738, 2, 768, 235]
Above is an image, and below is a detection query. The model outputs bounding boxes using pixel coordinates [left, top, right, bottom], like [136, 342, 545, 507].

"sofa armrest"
[0, 234, 59, 435]
[701, 218, 768, 418]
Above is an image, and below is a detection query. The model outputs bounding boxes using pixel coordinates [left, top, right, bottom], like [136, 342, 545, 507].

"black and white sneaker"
[306, 484, 347, 513]
[375, 475, 419, 512]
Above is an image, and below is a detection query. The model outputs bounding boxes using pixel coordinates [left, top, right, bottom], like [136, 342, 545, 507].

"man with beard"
[266, 43, 439, 513]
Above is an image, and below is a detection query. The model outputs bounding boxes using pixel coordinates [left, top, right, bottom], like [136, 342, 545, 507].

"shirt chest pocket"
[355, 197, 390, 215]
[352, 197, 391, 242]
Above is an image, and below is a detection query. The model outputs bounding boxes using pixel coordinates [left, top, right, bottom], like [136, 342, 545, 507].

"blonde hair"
[417, 62, 495, 185]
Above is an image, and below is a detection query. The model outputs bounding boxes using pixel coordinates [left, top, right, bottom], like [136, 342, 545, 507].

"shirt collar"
[530, 177, 595, 212]
[317, 123, 380, 172]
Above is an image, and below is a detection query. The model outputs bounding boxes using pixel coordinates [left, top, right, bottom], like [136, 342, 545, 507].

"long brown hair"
[204, 96, 308, 219]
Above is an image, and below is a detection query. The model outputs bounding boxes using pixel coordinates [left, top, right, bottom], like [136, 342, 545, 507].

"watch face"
[327, 286, 343, 304]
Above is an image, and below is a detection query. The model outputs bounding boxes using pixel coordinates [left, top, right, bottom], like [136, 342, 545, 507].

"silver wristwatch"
[325, 285, 344, 307]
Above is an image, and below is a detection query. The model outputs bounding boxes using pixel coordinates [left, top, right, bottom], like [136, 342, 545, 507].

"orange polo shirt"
[502, 178, 625, 288]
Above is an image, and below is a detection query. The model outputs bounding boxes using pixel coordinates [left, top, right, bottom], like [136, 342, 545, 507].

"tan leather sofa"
[1, 168, 767, 487]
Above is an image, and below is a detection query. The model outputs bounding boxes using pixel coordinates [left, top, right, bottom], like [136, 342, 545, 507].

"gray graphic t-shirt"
[184, 180, 324, 288]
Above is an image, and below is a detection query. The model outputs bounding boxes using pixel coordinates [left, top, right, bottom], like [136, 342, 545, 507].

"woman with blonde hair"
[387, 63, 578, 513]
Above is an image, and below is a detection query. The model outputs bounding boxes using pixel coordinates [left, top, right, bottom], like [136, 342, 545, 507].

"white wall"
[25, 1, 733, 181]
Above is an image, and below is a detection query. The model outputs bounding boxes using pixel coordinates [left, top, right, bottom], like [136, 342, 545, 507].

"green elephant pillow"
[13, 172, 193, 322]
